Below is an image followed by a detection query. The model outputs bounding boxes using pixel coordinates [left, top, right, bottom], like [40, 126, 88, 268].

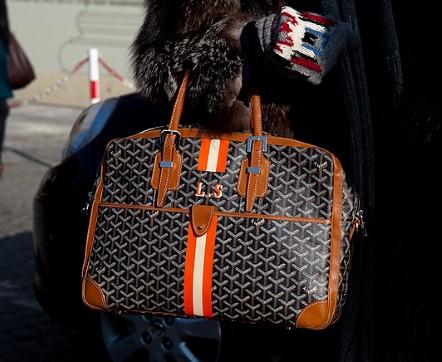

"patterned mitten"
[255, 6, 357, 84]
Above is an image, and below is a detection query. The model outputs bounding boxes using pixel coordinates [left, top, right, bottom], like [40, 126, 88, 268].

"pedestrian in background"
[0, 0, 12, 177]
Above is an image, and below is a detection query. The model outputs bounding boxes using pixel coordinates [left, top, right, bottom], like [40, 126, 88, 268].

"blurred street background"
[9, 0, 142, 107]
[1, 1, 141, 360]
[0, 105, 109, 361]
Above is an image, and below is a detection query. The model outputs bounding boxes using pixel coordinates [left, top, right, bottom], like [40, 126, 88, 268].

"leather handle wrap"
[167, 72, 262, 135]
[168, 73, 190, 130]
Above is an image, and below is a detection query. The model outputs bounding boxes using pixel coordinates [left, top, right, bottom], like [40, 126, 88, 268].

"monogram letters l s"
[195, 181, 223, 199]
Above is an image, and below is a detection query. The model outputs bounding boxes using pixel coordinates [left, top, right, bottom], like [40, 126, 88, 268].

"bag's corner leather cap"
[296, 301, 329, 329]
[82, 277, 107, 310]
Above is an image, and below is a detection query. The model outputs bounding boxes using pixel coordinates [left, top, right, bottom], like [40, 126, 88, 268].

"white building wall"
[7, 0, 144, 107]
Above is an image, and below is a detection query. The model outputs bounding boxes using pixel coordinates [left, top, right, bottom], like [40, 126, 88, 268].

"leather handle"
[168, 72, 190, 131]
[250, 94, 262, 136]
[167, 72, 263, 135]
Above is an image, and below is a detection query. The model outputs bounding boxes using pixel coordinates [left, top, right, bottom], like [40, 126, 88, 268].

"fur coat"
[131, 0, 296, 136]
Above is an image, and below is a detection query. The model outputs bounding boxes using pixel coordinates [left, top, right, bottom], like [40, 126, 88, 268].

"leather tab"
[168, 73, 189, 130]
[237, 157, 269, 198]
[151, 149, 182, 191]
[152, 134, 182, 207]
[191, 205, 216, 237]
[250, 95, 263, 135]
[237, 138, 269, 212]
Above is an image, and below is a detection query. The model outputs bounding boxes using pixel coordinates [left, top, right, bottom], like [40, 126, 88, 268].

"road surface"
[0, 104, 108, 361]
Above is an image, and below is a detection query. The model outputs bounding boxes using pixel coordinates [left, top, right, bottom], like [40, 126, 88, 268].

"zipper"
[350, 197, 366, 239]
[82, 175, 100, 215]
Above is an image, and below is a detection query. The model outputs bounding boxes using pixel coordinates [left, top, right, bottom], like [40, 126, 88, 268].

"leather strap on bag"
[153, 73, 189, 207]
[154, 73, 269, 210]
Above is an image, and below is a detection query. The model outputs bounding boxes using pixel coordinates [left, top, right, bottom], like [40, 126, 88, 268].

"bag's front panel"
[101, 138, 157, 205]
[101, 136, 334, 220]
[86, 207, 188, 313]
[211, 217, 331, 327]
[84, 130, 351, 327]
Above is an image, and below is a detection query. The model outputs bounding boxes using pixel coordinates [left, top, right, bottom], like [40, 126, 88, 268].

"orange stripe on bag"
[197, 139, 229, 173]
[197, 139, 211, 172]
[216, 140, 229, 172]
[183, 227, 196, 315]
[202, 215, 217, 317]
[183, 216, 218, 317]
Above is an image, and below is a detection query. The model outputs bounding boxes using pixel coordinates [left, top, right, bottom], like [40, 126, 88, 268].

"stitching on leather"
[150, 152, 160, 190]
[322, 155, 344, 328]
[98, 202, 331, 224]
[170, 152, 182, 190]
[295, 300, 327, 328]
[192, 205, 214, 236]
[88, 277, 108, 309]
[259, 157, 270, 196]
[168, 74, 187, 129]
[157, 136, 175, 206]
[236, 158, 247, 196]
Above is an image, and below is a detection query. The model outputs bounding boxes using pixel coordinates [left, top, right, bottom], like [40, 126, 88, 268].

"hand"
[255, 6, 359, 84]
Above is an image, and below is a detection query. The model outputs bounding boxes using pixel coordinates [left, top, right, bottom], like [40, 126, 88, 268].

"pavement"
[0, 104, 109, 361]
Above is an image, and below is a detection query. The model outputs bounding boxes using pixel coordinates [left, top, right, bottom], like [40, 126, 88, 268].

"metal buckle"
[160, 161, 174, 168]
[246, 136, 268, 153]
[160, 129, 181, 147]
[247, 166, 261, 174]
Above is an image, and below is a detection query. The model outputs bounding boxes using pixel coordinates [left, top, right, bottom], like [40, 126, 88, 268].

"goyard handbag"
[82, 73, 363, 330]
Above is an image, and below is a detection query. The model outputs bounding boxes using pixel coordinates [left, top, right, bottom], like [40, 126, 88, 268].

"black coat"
[131, 1, 406, 361]
[0, 0, 9, 46]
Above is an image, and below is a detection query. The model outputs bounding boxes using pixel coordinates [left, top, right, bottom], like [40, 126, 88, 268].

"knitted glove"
[255, 6, 358, 84]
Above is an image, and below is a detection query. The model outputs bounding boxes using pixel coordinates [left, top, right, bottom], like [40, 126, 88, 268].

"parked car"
[33, 94, 334, 362]
[33, 94, 224, 361]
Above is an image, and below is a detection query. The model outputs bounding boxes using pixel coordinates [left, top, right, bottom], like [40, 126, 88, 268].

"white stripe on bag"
[192, 234, 207, 316]
[206, 139, 220, 172]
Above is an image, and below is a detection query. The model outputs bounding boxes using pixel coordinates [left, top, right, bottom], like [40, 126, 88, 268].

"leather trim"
[296, 301, 328, 329]
[237, 157, 269, 198]
[191, 205, 216, 237]
[156, 134, 182, 207]
[246, 139, 268, 212]
[251, 95, 263, 134]
[294, 155, 344, 329]
[151, 149, 182, 191]
[168, 73, 189, 130]
[81, 162, 105, 278]
[98, 202, 331, 224]
[99, 203, 189, 214]
[82, 277, 107, 310]
[130, 128, 325, 150]
[324, 155, 344, 326]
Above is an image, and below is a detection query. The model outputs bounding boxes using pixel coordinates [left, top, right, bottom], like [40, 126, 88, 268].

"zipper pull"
[350, 209, 366, 239]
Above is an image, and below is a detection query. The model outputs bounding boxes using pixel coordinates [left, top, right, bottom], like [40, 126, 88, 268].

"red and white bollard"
[88, 48, 100, 104]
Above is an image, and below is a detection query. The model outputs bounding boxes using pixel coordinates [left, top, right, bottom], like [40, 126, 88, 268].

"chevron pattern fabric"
[87, 208, 188, 313]
[85, 130, 356, 328]
[101, 138, 334, 219]
[211, 217, 330, 326]
[86, 207, 331, 327]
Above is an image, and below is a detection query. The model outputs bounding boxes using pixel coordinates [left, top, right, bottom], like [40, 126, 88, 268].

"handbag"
[7, 33, 35, 90]
[82, 73, 362, 329]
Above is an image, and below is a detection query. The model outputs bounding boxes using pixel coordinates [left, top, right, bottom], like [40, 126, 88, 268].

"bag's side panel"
[334, 178, 356, 317]
[86, 207, 188, 313]
[211, 217, 331, 328]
